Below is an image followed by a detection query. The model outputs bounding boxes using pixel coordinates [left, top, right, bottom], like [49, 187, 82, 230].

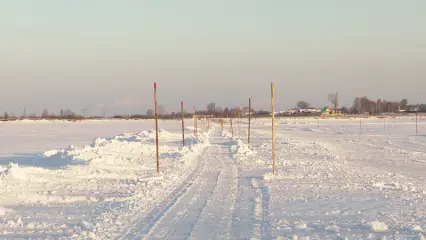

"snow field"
[1, 117, 426, 239]
[248, 118, 426, 239]
[0, 120, 212, 239]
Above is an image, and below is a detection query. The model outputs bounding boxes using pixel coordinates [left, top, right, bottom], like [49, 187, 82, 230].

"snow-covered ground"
[1, 117, 425, 239]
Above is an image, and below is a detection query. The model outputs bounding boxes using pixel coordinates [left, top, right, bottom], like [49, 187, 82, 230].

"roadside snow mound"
[40, 129, 187, 166]
[231, 139, 254, 163]
[114, 129, 178, 142]
[1, 128, 213, 239]
[295, 221, 308, 230]
[0, 206, 13, 216]
[369, 221, 389, 232]
[0, 163, 25, 180]
[263, 172, 288, 181]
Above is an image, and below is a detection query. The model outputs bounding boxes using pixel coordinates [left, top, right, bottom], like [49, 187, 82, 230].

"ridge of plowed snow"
[0, 127, 213, 239]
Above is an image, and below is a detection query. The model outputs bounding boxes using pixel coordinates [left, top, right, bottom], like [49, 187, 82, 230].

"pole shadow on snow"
[0, 153, 86, 170]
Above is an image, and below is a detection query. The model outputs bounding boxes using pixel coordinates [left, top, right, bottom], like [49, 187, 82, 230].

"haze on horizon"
[1, 1, 425, 116]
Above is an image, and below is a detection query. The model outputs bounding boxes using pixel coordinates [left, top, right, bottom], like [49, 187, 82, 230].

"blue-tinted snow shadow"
[174, 137, 200, 147]
[216, 140, 238, 147]
[0, 153, 86, 170]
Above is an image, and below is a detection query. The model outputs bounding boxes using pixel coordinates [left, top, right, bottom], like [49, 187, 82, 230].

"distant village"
[1, 94, 424, 121]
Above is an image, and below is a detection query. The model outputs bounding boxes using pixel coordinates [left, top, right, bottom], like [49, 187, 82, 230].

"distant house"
[407, 106, 419, 113]
[279, 108, 322, 116]
[299, 108, 322, 114]
[321, 107, 331, 115]
[255, 110, 271, 116]
[283, 109, 297, 115]
[242, 111, 254, 116]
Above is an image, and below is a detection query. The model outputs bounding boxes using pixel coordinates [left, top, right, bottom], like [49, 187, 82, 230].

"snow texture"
[0, 117, 425, 239]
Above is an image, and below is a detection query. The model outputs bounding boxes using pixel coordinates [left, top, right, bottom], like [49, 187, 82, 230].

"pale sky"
[1, 1, 425, 116]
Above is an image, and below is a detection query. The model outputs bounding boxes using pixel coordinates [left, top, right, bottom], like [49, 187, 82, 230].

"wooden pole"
[384, 118, 386, 132]
[181, 102, 185, 146]
[248, 98, 251, 145]
[230, 117, 233, 138]
[154, 82, 160, 173]
[221, 118, 223, 131]
[416, 102, 419, 135]
[194, 108, 197, 137]
[271, 82, 276, 175]
[360, 106, 362, 133]
[195, 113, 198, 136]
[237, 107, 241, 139]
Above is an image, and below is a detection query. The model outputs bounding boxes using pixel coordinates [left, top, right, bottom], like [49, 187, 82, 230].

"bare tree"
[42, 109, 50, 118]
[296, 101, 310, 109]
[4, 112, 9, 120]
[328, 92, 339, 114]
[146, 109, 154, 117]
[400, 98, 408, 110]
[21, 108, 27, 119]
[377, 99, 382, 114]
[215, 106, 223, 117]
[158, 105, 165, 115]
[207, 102, 216, 115]
[224, 107, 230, 117]
[353, 98, 362, 114]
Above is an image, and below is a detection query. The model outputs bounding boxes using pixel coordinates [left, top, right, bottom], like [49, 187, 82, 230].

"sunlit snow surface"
[0, 117, 425, 239]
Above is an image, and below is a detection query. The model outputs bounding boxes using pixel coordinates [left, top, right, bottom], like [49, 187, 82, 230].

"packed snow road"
[1, 118, 426, 239]
[120, 137, 239, 240]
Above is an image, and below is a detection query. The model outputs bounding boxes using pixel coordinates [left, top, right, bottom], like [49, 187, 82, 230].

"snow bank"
[38, 129, 188, 167]
[0, 206, 13, 216]
[369, 221, 389, 232]
[295, 221, 308, 230]
[0, 163, 26, 180]
[0, 127, 212, 239]
[413, 226, 424, 232]
[114, 129, 178, 142]
[230, 139, 254, 163]
[263, 172, 288, 181]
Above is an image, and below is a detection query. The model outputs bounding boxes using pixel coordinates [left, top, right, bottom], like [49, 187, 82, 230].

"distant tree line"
[3, 97, 424, 122]
[352, 97, 409, 114]
[1, 109, 84, 121]
[141, 102, 260, 119]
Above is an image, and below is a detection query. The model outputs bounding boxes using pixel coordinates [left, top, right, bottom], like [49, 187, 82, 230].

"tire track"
[250, 177, 271, 239]
[122, 144, 225, 240]
[187, 143, 238, 240]
[117, 147, 208, 240]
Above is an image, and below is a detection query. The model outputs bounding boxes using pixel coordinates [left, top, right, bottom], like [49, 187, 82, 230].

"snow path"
[117, 145, 208, 240]
[120, 133, 244, 240]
